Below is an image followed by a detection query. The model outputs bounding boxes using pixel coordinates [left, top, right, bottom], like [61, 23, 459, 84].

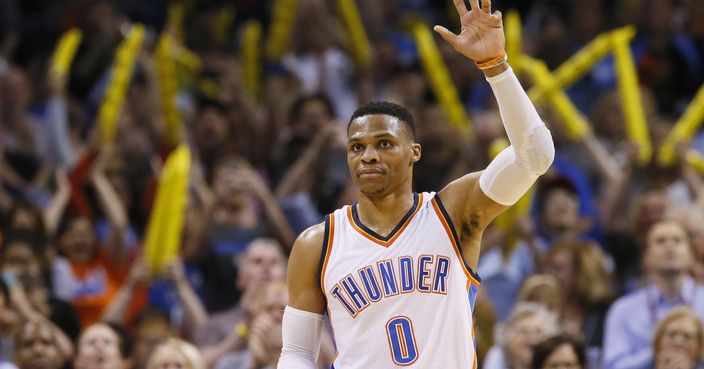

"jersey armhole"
[431, 195, 482, 284]
[317, 213, 335, 293]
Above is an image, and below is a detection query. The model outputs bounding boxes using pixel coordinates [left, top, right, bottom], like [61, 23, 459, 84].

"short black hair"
[289, 93, 336, 124]
[348, 101, 415, 140]
[537, 176, 578, 211]
[1, 229, 45, 259]
[78, 323, 132, 359]
[531, 334, 586, 369]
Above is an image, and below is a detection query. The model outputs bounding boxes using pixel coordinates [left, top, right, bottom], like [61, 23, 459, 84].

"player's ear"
[411, 143, 421, 164]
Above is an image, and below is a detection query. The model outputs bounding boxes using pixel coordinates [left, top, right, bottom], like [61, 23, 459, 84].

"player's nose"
[361, 146, 380, 163]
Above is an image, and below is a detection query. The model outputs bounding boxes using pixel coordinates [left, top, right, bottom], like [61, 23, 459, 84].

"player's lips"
[357, 168, 384, 178]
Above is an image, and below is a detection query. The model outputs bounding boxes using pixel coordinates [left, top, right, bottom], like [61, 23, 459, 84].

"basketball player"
[278, 0, 555, 367]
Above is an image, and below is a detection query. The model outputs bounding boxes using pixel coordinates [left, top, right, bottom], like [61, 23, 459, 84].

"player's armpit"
[436, 172, 508, 270]
[439, 172, 509, 232]
[287, 222, 327, 314]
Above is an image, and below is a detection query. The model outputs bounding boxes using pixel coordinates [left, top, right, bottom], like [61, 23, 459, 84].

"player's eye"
[351, 143, 363, 152]
[380, 140, 392, 148]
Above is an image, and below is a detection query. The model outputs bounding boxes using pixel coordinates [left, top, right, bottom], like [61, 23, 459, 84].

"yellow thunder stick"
[658, 84, 704, 166]
[611, 26, 651, 164]
[504, 10, 523, 72]
[144, 145, 191, 273]
[50, 28, 83, 79]
[166, 2, 185, 41]
[686, 150, 704, 175]
[336, 0, 372, 68]
[412, 21, 473, 136]
[172, 43, 202, 74]
[266, 0, 298, 62]
[213, 7, 236, 46]
[529, 31, 612, 104]
[155, 34, 183, 146]
[97, 24, 145, 146]
[523, 57, 591, 139]
[242, 21, 263, 101]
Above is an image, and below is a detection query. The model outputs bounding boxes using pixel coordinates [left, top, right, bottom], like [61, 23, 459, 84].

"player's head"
[347, 102, 421, 197]
[348, 102, 416, 139]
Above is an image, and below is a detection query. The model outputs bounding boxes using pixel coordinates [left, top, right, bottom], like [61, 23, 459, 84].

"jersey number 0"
[385, 316, 419, 365]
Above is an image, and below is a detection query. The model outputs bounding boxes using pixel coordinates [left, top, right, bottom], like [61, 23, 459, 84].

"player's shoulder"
[291, 220, 328, 261]
[441, 171, 482, 196]
[436, 171, 483, 209]
[297, 221, 327, 247]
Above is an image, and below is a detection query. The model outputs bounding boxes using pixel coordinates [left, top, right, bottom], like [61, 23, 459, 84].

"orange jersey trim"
[431, 197, 481, 286]
[320, 213, 336, 292]
[347, 193, 423, 248]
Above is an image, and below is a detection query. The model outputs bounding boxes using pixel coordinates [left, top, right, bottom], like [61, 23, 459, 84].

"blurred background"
[0, 0, 703, 369]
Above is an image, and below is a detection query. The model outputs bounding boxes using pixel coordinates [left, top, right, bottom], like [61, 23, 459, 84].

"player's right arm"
[278, 223, 327, 369]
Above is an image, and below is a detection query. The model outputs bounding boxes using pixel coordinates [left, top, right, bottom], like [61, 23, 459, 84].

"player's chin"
[358, 182, 389, 197]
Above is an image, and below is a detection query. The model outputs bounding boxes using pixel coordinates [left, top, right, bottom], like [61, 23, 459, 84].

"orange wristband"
[475, 52, 507, 70]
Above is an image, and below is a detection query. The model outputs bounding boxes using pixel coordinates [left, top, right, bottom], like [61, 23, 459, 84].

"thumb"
[433, 25, 458, 48]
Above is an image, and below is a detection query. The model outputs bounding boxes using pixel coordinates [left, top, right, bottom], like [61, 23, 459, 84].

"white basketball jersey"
[320, 192, 481, 369]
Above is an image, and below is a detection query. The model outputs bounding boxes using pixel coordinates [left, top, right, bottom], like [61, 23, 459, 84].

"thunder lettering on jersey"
[329, 255, 452, 317]
[320, 193, 481, 369]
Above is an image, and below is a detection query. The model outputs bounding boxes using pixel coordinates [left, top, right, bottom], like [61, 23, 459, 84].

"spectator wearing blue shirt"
[603, 220, 704, 369]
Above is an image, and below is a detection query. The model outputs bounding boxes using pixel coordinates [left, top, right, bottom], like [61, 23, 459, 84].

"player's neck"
[357, 191, 416, 233]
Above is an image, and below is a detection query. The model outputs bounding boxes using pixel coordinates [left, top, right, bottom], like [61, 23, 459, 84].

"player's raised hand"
[434, 0, 505, 63]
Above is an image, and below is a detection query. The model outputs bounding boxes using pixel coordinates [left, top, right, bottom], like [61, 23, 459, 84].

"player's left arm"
[436, 0, 554, 269]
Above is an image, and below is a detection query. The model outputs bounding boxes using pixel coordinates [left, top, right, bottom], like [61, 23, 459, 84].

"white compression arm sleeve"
[479, 67, 555, 206]
[277, 306, 324, 369]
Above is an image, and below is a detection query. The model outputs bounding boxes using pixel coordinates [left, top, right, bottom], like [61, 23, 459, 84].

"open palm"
[434, 0, 505, 62]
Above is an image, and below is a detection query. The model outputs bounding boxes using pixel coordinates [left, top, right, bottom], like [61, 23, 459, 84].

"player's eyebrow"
[348, 132, 397, 142]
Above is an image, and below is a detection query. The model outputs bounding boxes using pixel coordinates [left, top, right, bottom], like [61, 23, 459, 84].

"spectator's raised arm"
[90, 147, 129, 263]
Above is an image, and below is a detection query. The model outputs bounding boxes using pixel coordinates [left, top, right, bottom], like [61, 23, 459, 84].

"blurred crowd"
[0, 0, 703, 368]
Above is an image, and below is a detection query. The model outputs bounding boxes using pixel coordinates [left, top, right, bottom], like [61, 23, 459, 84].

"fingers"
[491, 10, 503, 27]
[469, 0, 480, 11]
[433, 26, 458, 48]
[481, 0, 491, 13]
[452, 0, 467, 15]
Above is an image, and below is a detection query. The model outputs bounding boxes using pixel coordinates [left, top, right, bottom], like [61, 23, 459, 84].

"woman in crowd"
[484, 303, 560, 369]
[542, 240, 613, 349]
[11, 321, 67, 369]
[652, 306, 703, 369]
[531, 334, 587, 369]
[146, 339, 205, 369]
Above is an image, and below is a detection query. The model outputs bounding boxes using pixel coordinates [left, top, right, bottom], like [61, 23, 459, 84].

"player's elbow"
[522, 123, 554, 175]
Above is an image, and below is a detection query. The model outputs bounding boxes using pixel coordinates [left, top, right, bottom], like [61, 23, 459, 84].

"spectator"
[517, 274, 564, 318]
[11, 321, 67, 369]
[50, 146, 134, 328]
[484, 303, 560, 369]
[1, 231, 81, 341]
[603, 219, 704, 369]
[195, 242, 327, 369]
[129, 309, 177, 369]
[212, 281, 287, 369]
[531, 334, 587, 369]
[196, 238, 286, 348]
[101, 257, 207, 341]
[201, 156, 293, 311]
[542, 241, 613, 349]
[146, 338, 205, 369]
[274, 93, 349, 230]
[652, 306, 704, 369]
[51, 213, 131, 327]
[74, 323, 129, 369]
